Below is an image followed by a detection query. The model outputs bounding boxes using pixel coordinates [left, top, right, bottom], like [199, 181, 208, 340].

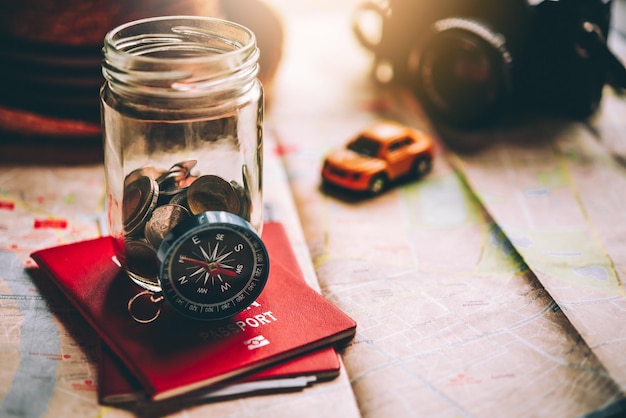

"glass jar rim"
[104, 15, 257, 64]
[102, 15, 260, 100]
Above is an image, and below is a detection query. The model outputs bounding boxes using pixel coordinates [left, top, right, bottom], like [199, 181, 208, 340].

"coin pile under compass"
[121, 160, 252, 288]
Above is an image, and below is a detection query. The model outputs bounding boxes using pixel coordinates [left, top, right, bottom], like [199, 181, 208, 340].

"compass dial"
[157, 211, 269, 321]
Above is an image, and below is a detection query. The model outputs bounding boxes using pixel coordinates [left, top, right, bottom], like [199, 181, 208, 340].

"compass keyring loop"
[127, 290, 164, 324]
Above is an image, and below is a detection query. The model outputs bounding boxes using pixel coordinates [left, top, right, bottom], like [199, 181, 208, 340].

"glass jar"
[101, 16, 263, 293]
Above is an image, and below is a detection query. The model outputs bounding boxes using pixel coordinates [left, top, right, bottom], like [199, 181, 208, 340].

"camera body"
[354, 0, 622, 128]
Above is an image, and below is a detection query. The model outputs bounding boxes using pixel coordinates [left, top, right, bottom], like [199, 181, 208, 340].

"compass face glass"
[160, 222, 269, 320]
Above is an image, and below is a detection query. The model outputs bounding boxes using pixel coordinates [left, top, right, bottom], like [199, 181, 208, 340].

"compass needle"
[220, 263, 235, 272]
[190, 267, 204, 277]
[211, 241, 220, 261]
[218, 267, 237, 277]
[200, 245, 211, 262]
[215, 251, 233, 263]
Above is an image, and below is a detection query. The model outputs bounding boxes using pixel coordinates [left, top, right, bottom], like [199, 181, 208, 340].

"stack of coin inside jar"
[121, 160, 253, 290]
[102, 15, 266, 294]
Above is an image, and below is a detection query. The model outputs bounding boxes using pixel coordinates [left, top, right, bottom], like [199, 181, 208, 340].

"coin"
[242, 164, 254, 219]
[157, 160, 198, 201]
[158, 181, 186, 204]
[120, 161, 256, 294]
[169, 189, 189, 209]
[144, 204, 191, 249]
[155, 160, 198, 185]
[123, 175, 159, 236]
[230, 180, 251, 221]
[157, 170, 184, 194]
[187, 174, 241, 215]
[124, 166, 162, 187]
[124, 238, 160, 287]
[177, 174, 198, 188]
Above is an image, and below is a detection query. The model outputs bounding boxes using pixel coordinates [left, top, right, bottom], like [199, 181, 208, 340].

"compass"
[156, 211, 269, 321]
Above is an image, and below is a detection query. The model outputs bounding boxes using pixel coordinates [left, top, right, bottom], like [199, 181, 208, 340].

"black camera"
[353, 0, 626, 128]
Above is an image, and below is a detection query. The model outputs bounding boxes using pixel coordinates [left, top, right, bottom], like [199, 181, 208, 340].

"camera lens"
[412, 19, 513, 128]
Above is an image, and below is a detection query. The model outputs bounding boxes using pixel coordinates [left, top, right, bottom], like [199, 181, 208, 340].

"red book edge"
[98, 342, 340, 404]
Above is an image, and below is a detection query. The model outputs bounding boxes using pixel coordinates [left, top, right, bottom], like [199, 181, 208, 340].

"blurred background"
[0, 0, 288, 162]
[2, 0, 625, 163]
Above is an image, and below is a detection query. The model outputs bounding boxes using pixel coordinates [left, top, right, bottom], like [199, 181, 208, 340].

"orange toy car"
[321, 120, 434, 194]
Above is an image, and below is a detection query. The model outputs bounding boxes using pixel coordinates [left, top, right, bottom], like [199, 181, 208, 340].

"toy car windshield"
[347, 136, 380, 157]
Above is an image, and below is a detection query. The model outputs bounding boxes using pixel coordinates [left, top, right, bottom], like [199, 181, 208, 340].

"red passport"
[31, 222, 356, 401]
[98, 222, 342, 404]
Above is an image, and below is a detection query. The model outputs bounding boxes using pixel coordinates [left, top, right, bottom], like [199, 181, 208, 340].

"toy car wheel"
[368, 174, 387, 194]
[412, 156, 432, 177]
